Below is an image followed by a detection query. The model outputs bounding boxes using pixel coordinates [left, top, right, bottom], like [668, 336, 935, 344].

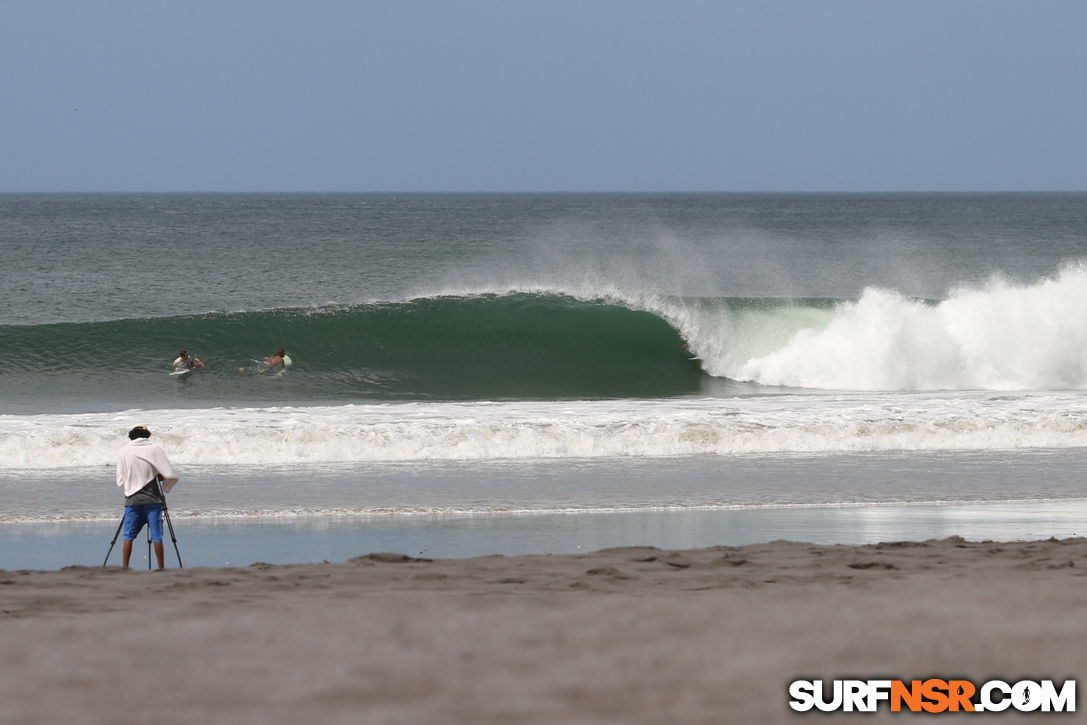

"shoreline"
[2, 536, 1084, 723]
[4, 498, 1087, 571]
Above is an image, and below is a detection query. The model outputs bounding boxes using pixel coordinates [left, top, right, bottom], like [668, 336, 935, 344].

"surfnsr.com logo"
[789, 679, 1075, 713]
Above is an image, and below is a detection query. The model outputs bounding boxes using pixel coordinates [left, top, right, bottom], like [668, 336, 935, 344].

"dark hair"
[179, 350, 188, 357]
[128, 426, 151, 440]
[276, 348, 286, 356]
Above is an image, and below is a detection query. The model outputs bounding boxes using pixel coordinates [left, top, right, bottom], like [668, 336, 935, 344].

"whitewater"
[5, 388, 1087, 470]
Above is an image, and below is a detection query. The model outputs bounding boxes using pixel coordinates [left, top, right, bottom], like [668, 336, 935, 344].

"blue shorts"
[123, 504, 163, 543]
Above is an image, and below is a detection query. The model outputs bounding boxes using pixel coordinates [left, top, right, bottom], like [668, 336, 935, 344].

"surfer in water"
[172, 350, 204, 371]
[265, 348, 287, 369]
[238, 348, 290, 373]
[254, 348, 291, 373]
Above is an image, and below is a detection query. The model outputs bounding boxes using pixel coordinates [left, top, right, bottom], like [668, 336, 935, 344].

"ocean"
[3, 193, 1087, 569]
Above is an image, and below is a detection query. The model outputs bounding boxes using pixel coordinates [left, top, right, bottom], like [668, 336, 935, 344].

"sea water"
[3, 193, 1086, 568]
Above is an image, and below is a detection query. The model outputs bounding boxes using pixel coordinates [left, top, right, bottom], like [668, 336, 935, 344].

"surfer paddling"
[265, 348, 287, 369]
[239, 348, 292, 373]
[173, 350, 204, 371]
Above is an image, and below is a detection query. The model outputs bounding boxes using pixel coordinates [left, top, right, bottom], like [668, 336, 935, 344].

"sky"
[2, 1, 1086, 193]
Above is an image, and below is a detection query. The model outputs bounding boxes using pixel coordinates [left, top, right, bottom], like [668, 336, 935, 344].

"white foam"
[9, 496, 1085, 525]
[4, 391, 1087, 470]
[678, 265, 1087, 391]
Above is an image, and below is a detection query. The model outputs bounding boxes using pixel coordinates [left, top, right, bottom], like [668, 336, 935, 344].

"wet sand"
[1, 537, 1085, 723]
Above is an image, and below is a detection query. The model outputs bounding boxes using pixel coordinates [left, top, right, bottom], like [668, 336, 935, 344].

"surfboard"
[170, 368, 191, 377]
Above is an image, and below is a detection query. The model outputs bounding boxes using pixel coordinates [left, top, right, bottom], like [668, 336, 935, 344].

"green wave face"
[0, 293, 708, 408]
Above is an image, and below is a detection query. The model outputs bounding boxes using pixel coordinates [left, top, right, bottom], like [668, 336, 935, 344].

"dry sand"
[1, 536, 1084, 724]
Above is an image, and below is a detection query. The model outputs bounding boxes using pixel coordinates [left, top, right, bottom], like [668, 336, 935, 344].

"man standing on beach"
[116, 426, 179, 569]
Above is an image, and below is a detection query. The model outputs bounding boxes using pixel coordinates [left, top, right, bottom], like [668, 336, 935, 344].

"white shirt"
[116, 438, 179, 497]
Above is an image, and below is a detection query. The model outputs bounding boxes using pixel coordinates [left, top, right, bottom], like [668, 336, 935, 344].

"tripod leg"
[151, 478, 183, 569]
[162, 506, 183, 568]
[103, 515, 125, 566]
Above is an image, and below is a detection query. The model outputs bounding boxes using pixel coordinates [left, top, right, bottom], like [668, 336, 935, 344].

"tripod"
[103, 477, 184, 569]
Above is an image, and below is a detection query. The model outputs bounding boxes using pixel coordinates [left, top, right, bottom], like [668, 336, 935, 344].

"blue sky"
[2, 1, 1085, 192]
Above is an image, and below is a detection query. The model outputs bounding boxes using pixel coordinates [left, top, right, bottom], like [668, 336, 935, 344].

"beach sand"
[1, 537, 1084, 724]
